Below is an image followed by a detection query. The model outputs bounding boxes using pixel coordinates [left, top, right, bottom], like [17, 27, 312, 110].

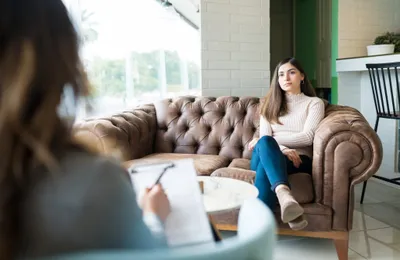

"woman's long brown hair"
[260, 57, 316, 124]
[0, 0, 89, 258]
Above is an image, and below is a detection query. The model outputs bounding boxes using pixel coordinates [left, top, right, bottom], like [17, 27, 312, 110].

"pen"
[150, 163, 175, 189]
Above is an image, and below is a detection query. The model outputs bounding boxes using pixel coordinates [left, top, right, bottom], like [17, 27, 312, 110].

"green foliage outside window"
[87, 50, 200, 98]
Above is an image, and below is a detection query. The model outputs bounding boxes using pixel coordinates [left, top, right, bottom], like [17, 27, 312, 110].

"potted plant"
[367, 32, 400, 56]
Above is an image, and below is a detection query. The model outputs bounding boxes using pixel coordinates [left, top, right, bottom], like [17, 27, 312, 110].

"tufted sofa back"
[152, 96, 261, 160]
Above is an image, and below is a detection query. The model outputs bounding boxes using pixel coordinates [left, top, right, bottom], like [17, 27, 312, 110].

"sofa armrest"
[72, 104, 157, 161]
[312, 105, 382, 231]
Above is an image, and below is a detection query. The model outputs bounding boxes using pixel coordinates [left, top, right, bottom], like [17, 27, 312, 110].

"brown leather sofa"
[73, 96, 382, 260]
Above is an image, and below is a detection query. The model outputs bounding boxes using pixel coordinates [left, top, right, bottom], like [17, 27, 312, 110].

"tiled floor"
[222, 179, 400, 259]
[349, 180, 400, 259]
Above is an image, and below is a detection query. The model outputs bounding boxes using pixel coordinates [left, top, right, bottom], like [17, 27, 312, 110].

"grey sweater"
[19, 149, 166, 258]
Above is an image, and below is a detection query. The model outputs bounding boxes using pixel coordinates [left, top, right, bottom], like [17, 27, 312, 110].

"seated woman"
[0, 0, 170, 259]
[248, 57, 325, 230]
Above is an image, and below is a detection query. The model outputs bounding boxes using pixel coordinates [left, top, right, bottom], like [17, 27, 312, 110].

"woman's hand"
[282, 149, 302, 168]
[141, 184, 171, 223]
[248, 138, 259, 151]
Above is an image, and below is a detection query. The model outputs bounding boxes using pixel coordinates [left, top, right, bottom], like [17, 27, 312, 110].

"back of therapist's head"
[0, 0, 89, 258]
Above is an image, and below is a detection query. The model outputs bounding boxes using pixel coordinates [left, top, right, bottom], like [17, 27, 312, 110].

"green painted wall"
[294, 0, 338, 104]
[331, 0, 339, 104]
[295, 0, 317, 88]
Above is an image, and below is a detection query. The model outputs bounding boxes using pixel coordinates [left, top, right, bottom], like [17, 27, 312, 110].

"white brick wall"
[339, 0, 400, 58]
[200, 0, 270, 97]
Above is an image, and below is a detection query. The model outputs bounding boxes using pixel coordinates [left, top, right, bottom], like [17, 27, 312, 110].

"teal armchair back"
[38, 198, 276, 260]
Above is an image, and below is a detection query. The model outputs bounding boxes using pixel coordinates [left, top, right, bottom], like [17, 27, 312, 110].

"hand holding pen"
[141, 184, 171, 223]
[134, 162, 174, 223]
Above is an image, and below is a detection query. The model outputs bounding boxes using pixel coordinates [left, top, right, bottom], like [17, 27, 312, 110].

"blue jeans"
[250, 136, 312, 210]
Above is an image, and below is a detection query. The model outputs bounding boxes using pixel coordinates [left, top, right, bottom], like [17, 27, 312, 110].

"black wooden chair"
[361, 61, 400, 204]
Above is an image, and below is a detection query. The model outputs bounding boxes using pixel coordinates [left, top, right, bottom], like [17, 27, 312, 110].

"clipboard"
[128, 159, 217, 247]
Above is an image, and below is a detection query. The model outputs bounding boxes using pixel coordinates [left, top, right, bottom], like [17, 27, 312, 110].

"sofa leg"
[334, 238, 349, 260]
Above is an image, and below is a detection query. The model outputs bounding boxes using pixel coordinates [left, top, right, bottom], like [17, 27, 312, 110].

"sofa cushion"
[228, 158, 251, 170]
[212, 167, 256, 184]
[288, 173, 314, 204]
[124, 153, 230, 176]
[211, 168, 314, 204]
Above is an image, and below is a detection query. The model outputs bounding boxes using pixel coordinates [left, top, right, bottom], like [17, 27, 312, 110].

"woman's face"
[277, 62, 304, 95]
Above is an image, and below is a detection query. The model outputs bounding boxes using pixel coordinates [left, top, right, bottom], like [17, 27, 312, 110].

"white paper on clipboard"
[128, 158, 214, 247]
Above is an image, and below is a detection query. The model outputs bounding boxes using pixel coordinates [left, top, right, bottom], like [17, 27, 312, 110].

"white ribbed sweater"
[260, 93, 325, 158]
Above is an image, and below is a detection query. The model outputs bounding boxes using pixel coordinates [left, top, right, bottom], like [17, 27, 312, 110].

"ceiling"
[168, 0, 200, 29]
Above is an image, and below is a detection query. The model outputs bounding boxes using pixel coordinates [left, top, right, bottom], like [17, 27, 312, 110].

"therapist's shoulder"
[60, 147, 131, 185]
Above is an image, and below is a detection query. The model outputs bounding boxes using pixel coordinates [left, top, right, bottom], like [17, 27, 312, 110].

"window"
[62, 0, 201, 119]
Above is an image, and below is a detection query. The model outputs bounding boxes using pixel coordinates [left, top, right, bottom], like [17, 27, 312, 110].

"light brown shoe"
[276, 186, 304, 223]
[288, 215, 308, 231]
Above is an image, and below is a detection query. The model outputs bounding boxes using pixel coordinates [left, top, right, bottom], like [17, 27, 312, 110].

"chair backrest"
[366, 62, 400, 119]
[36, 198, 276, 260]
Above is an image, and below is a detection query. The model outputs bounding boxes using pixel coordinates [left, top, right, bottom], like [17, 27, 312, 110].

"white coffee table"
[197, 176, 259, 214]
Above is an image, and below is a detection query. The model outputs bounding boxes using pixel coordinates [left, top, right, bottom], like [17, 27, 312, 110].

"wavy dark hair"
[0, 0, 90, 258]
[260, 57, 316, 124]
